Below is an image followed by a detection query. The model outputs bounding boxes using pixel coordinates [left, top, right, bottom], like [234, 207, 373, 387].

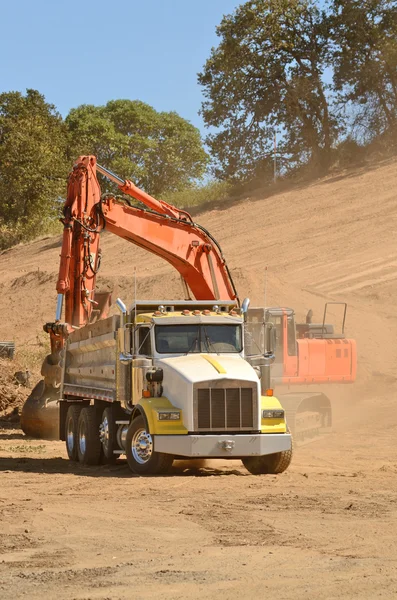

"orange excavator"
[47, 155, 238, 350]
[245, 305, 356, 441]
[21, 155, 356, 444]
[21, 155, 240, 438]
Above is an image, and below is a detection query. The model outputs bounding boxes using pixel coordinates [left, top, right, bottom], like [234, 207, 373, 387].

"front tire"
[77, 406, 101, 465]
[125, 415, 173, 475]
[65, 404, 82, 461]
[242, 432, 293, 475]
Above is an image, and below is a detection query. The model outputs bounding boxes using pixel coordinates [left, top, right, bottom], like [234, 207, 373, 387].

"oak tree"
[66, 100, 209, 196]
[199, 0, 337, 181]
[330, 0, 397, 140]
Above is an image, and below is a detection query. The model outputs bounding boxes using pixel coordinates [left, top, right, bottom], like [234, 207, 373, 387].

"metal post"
[134, 267, 137, 308]
[264, 266, 268, 309]
[273, 130, 277, 184]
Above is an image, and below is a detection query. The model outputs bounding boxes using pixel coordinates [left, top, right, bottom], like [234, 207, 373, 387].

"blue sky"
[0, 0, 240, 135]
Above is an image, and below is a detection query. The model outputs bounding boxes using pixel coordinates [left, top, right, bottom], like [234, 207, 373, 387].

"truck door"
[131, 326, 153, 404]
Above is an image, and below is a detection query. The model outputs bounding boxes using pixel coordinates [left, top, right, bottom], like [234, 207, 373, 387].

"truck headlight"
[262, 409, 285, 419]
[157, 411, 181, 421]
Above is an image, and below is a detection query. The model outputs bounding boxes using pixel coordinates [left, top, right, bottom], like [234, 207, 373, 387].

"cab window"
[138, 327, 151, 356]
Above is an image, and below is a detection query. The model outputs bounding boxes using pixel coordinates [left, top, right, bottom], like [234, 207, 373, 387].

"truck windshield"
[155, 324, 242, 354]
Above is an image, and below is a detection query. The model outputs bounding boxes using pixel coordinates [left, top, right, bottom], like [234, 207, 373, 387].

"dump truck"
[59, 298, 291, 474]
[21, 156, 292, 474]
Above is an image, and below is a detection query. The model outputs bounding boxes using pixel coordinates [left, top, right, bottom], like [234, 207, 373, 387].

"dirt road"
[1, 385, 396, 600]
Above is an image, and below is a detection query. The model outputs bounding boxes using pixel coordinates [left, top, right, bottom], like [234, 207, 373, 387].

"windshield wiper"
[202, 326, 220, 355]
[185, 334, 199, 355]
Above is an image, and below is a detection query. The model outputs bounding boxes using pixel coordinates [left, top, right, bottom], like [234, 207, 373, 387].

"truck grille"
[194, 383, 257, 431]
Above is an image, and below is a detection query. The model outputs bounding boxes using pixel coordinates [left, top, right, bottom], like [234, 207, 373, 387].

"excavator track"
[279, 393, 332, 447]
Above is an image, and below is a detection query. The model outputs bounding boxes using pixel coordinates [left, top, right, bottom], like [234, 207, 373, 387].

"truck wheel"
[99, 406, 118, 464]
[242, 447, 292, 475]
[242, 431, 293, 475]
[65, 405, 82, 461]
[77, 406, 101, 465]
[125, 415, 173, 475]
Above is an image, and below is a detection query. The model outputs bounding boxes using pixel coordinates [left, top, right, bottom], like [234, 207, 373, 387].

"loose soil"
[0, 359, 30, 418]
[1, 159, 397, 598]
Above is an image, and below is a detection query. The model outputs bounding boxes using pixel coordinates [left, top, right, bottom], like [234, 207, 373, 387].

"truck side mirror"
[265, 322, 277, 357]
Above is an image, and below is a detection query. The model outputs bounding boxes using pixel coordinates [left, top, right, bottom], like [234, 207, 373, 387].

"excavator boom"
[50, 156, 238, 352]
[22, 155, 239, 438]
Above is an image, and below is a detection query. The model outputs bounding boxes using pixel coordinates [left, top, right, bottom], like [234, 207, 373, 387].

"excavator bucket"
[20, 382, 60, 440]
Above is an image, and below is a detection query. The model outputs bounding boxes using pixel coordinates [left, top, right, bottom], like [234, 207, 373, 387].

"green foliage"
[0, 90, 68, 246]
[199, 0, 337, 181]
[162, 179, 232, 209]
[66, 100, 209, 196]
[199, 0, 397, 180]
[2, 1, 397, 251]
[330, 0, 397, 140]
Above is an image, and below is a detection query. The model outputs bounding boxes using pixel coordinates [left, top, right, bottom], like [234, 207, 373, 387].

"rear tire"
[99, 406, 118, 464]
[125, 415, 173, 475]
[77, 406, 101, 465]
[242, 431, 293, 475]
[65, 404, 82, 461]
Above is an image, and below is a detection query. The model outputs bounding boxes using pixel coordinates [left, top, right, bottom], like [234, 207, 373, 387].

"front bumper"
[154, 433, 291, 458]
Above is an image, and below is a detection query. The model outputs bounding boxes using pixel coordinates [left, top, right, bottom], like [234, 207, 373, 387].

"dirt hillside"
[0, 158, 396, 599]
[1, 157, 396, 385]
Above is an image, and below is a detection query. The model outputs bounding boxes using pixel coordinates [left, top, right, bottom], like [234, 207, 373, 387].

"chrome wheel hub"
[131, 428, 153, 464]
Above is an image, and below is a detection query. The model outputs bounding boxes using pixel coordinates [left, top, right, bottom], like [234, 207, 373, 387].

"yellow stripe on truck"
[201, 354, 227, 374]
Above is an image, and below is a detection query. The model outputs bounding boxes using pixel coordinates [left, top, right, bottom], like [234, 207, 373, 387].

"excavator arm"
[22, 155, 239, 438]
[48, 155, 238, 353]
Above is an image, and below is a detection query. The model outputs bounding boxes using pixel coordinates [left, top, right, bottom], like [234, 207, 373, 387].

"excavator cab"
[244, 304, 356, 385]
[296, 302, 347, 340]
[245, 304, 356, 442]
